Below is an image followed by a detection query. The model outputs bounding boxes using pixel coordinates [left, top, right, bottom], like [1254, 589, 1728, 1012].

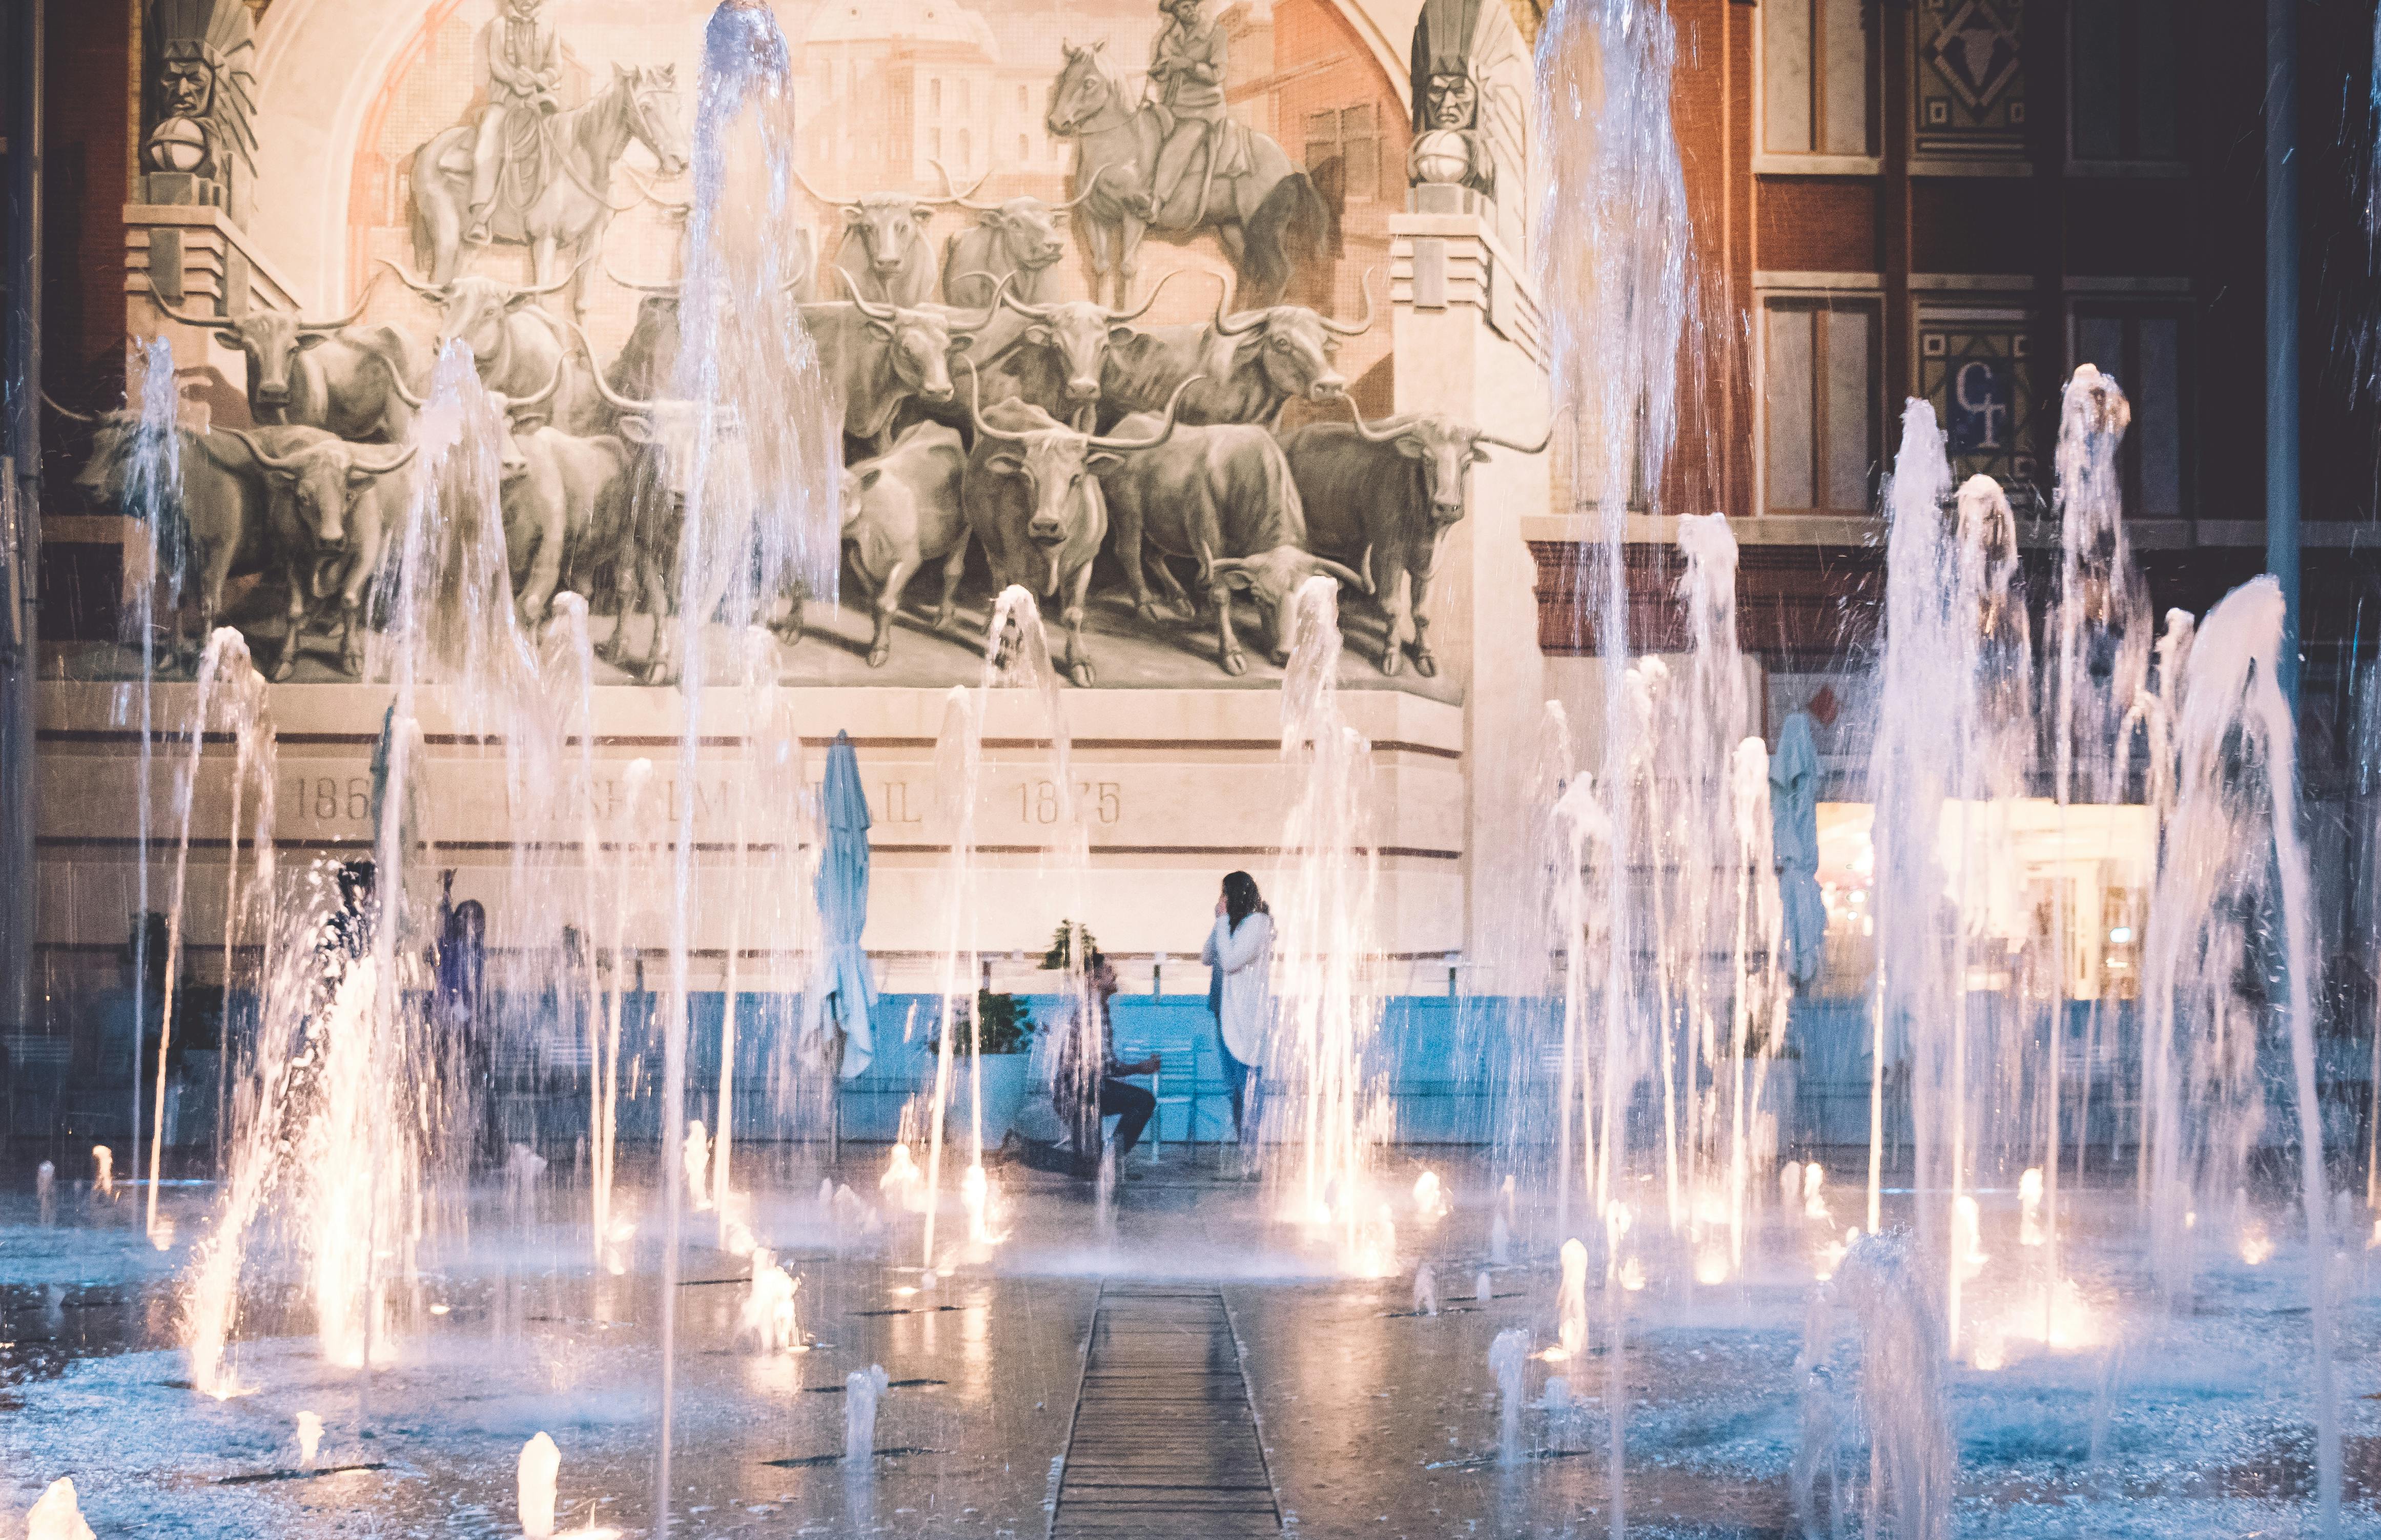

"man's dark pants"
[1085, 1078, 1156, 1171]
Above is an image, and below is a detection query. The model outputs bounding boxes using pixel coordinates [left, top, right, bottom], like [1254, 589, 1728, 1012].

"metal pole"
[2, 0, 47, 1056]
[2267, 0, 2301, 705]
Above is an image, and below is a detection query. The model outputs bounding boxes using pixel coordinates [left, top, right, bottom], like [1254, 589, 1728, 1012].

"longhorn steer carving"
[959, 364, 1200, 688]
[201, 427, 418, 680]
[380, 259, 581, 427]
[938, 162, 1124, 310]
[1097, 271, 1373, 428]
[51, 397, 272, 671]
[800, 271, 997, 451]
[1092, 412, 1366, 675]
[796, 163, 987, 309]
[839, 421, 970, 668]
[1279, 399, 1547, 677]
[154, 280, 420, 442]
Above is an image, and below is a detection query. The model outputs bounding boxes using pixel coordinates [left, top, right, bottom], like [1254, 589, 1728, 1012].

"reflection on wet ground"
[6, 1149, 2381, 1536]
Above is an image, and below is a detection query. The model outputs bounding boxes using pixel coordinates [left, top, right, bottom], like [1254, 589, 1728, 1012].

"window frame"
[1755, 0, 1882, 175]
[1303, 103, 1394, 205]
[1755, 282, 1887, 520]
[2066, 0, 2188, 172]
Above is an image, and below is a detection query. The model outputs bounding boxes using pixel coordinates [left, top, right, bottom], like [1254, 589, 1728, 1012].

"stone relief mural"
[51, 0, 1550, 699]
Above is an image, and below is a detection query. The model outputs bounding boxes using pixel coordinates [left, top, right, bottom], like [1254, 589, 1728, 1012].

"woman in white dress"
[1201, 871, 1273, 1147]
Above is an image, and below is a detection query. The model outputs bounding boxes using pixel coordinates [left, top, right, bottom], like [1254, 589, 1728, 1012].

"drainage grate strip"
[1050, 1283, 1281, 1537]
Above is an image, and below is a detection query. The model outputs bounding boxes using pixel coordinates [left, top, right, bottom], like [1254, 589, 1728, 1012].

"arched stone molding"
[249, 0, 467, 307]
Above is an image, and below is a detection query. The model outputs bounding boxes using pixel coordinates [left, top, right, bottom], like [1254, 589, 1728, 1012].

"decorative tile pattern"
[1915, 0, 2027, 159]
[1919, 312, 2040, 504]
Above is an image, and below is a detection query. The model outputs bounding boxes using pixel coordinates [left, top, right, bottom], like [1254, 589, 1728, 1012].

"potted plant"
[936, 990, 1038, 1145]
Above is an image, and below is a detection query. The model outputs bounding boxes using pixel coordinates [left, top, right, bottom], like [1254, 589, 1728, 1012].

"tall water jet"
[184, 865, 390, 1394]
[591, 759, 659, 1272]
[1867, 399, 2035, 1349]
[537, 595, 619, 1267]
[1527, 50, 1693, 1520]
[712, 625, 811, 1247]
[115, 337, 183, 1193]
[2050, 366, 2147, 808]
[2044, 363, 2145, 1271]
[183, 344, 523, 1397]
[1541, 712, 1609, 1244]
[1534, 0, 1690, 1200]
[349, 341, 517, 1379]
[147, 627, 271, 1244]
[1268, 577, 1389, 1270]
[654, 8, 839, 1523]
[926, 587, 1084, 1260]
[1642, 512, 1779, 1271]
[2139, 574, 2337, 1532]
[1678, 515, 1755, 1243]
[923, 686, 984, 1272]
[1726, 733, 1785, 1273]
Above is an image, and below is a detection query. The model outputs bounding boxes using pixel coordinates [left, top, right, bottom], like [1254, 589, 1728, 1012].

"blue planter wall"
[54, 982, 2168, 1153]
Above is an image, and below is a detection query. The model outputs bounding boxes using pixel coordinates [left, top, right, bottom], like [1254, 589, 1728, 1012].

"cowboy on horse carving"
[1045, 0, 1328, 311]
[1141, 0, 1229, 229]
[409, 18, 688, 324]
[467, 0, 564, 245]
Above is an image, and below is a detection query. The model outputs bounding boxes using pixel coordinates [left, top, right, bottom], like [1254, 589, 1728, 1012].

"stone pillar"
[1389, 209, 1550, 985]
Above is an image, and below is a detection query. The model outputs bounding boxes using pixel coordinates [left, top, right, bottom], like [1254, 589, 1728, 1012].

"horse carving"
[1043, 41, 1328, 310]
[409, 63, 690, 322]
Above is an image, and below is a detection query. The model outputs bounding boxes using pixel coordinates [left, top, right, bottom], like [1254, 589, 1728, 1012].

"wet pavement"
[6, 1149, 2381, 1536]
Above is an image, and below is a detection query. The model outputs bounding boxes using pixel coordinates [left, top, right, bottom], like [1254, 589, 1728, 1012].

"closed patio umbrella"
[806, 730, 877, 1079]
[1770, 707, 1826, 989]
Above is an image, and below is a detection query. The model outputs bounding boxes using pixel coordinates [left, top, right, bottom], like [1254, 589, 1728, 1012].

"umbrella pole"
[828, 1028, 842, 1168]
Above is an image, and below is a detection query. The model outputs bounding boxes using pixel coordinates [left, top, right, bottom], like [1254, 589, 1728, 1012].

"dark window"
[2070, 0, 2180, 162]
[2074, 309, 2188, 517]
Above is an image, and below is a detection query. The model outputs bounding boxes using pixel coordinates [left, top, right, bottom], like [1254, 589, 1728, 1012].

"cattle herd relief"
[52, 0, 1545, 694]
